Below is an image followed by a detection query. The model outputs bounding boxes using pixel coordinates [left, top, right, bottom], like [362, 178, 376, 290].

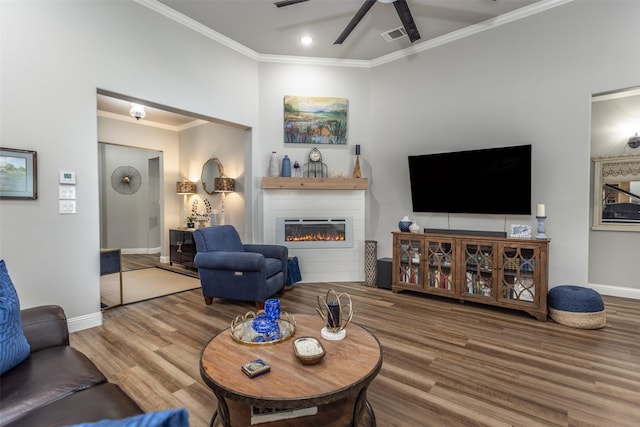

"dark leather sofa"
[0, 305, 143, 427]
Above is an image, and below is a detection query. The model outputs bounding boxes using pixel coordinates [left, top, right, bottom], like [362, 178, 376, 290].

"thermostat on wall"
[59, 171, 76, 184]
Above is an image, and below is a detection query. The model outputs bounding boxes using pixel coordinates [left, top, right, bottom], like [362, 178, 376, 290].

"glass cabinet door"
[461, 242, 495, 299]
[426, 239, 455, 293]
[499, 245, 538, 305]
[397, 237, 423, 286]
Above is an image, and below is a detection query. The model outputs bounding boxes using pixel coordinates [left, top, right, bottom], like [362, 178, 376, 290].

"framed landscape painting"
[0, 147, 37, 199]
[284, 96, 348, 145]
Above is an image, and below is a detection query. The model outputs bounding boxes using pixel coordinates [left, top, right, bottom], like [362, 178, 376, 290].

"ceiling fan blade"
[393, 0, 421, 43]
[334, 0, 377, 45]
[274, 0, 309, 7]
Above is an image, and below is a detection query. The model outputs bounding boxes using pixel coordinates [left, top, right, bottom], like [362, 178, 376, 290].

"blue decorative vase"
[281, 155, 291, 177]
[399, 216, 412, 232]
[264, 299, 280, 320]
[252, 315, 280, 341]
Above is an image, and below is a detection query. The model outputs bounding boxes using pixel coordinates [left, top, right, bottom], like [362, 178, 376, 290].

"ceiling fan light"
[378, 0, 395, 3]
[129, 103, 146, 120]
[300, 35, 313, 45]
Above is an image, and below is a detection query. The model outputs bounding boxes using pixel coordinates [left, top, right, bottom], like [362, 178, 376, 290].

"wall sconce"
[628, 133, 640, 149]
[129, 103, 146, 120]
[176, 181, 196, 227]
[214, 176, 235, 225]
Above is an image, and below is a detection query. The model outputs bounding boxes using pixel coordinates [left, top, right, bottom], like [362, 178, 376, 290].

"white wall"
[256, 1, 640, 294]
[0, 1, 259, 328]
[365, 0, 640, 294]
[178, 122, 248, 238]
[257, 63, 372, 242]
[3, 0, 640, 330]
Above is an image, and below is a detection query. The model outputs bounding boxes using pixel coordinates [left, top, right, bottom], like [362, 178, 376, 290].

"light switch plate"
[59, 185, 76, 200]
[59, 200, 76, 214]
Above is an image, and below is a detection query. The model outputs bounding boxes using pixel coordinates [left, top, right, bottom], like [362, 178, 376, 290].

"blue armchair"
[193, 225, 288, 307]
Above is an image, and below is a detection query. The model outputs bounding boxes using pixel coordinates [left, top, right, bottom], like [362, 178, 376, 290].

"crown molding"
[134, 0, 260, 61]
[138, 0, 574, 69]
[371, 0, 575, 67]
[258, 54, 370, 68]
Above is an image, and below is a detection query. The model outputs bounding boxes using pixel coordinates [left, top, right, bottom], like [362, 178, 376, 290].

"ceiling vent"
[381, 26, 407, 42]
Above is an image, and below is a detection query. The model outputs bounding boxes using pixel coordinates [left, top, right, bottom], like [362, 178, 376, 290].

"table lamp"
[214, 176, 235, 225]
[176, 180, 196, 227]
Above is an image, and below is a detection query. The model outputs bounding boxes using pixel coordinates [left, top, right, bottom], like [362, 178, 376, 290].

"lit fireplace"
[276, 218, 353, 248]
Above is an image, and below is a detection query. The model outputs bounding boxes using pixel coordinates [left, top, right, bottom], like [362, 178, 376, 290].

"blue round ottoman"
[548, 285, 606, 329]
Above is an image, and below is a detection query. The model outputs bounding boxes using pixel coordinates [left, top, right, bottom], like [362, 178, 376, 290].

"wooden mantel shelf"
[262, 177, 368, 190]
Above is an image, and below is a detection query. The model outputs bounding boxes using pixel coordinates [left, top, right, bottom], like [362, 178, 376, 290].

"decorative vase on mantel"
[398, 216, 412, 232]
[409, 221, 420, 233]
[281, 155, 291, 177]
[269, 152, 280, 177]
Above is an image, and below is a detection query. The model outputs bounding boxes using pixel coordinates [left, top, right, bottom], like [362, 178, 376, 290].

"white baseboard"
[159, 255, 170, 264]
[587, 283, 640, 300]
[120, 247, 161, 255]
[68, 311, 103, 333]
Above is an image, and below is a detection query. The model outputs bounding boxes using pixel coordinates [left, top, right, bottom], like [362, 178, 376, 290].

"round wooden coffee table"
[200, 314, 383, 426]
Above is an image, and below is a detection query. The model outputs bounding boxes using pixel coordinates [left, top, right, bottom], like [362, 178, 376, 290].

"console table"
[200, 314, 382, 426]
[169, 229, 196, 270]
[392, 231, 549, 321]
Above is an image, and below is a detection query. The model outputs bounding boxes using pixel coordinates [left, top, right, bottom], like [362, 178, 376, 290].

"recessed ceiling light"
[300, 35, 313, 45]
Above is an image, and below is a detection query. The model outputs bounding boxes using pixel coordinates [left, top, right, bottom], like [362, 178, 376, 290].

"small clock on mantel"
[304, 148, 328, 178]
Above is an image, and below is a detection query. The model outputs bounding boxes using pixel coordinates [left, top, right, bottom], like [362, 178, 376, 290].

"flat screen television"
[408, 144, 531, 215]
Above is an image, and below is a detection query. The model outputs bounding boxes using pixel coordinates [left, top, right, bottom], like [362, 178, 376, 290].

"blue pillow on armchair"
[0, 259, 31, 375]
[69, 408, 189, 427]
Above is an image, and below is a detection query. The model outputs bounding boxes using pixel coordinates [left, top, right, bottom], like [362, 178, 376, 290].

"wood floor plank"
[71, 281, 640, 426]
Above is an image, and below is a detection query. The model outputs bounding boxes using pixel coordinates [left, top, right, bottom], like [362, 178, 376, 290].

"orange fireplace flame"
[285, 232, 345, 242]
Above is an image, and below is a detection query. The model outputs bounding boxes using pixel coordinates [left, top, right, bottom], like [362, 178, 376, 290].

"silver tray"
[230, 310, 296, 346]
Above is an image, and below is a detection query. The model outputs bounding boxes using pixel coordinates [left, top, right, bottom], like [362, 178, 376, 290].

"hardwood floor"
[71, 283, 640, 427]
[120, 254, 160, 271]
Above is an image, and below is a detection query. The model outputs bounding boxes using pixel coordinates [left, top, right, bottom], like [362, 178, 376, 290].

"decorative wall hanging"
[110, 166, 142, 195]
[0, 147, 37, 200]
[283, 96, 347, 145]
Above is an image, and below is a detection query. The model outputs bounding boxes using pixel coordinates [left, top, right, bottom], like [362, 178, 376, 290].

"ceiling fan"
[274, 0, 421, 44]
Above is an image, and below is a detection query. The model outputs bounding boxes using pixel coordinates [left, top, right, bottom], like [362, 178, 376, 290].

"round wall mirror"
[201, 158, 224, 194]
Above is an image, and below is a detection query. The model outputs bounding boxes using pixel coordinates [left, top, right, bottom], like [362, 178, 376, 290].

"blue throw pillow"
[0, 260, 31, 375]
[69, 408, 189, 427]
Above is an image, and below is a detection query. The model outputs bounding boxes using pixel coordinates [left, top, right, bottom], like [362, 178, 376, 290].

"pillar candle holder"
[536, 216, 548, 239]
[353, 144, 362, 178]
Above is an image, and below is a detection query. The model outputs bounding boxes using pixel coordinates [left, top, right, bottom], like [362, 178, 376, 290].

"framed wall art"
[0, 147, 37, 199]
[283, 96, 348, 145]
[509, 224, 532, 239]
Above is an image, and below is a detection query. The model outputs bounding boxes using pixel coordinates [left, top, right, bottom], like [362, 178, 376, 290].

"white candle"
[536, 204, 545, 217]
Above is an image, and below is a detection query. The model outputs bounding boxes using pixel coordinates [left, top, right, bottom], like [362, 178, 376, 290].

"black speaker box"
[376, 258, 392, 290]
[423, 228, 507, 238]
